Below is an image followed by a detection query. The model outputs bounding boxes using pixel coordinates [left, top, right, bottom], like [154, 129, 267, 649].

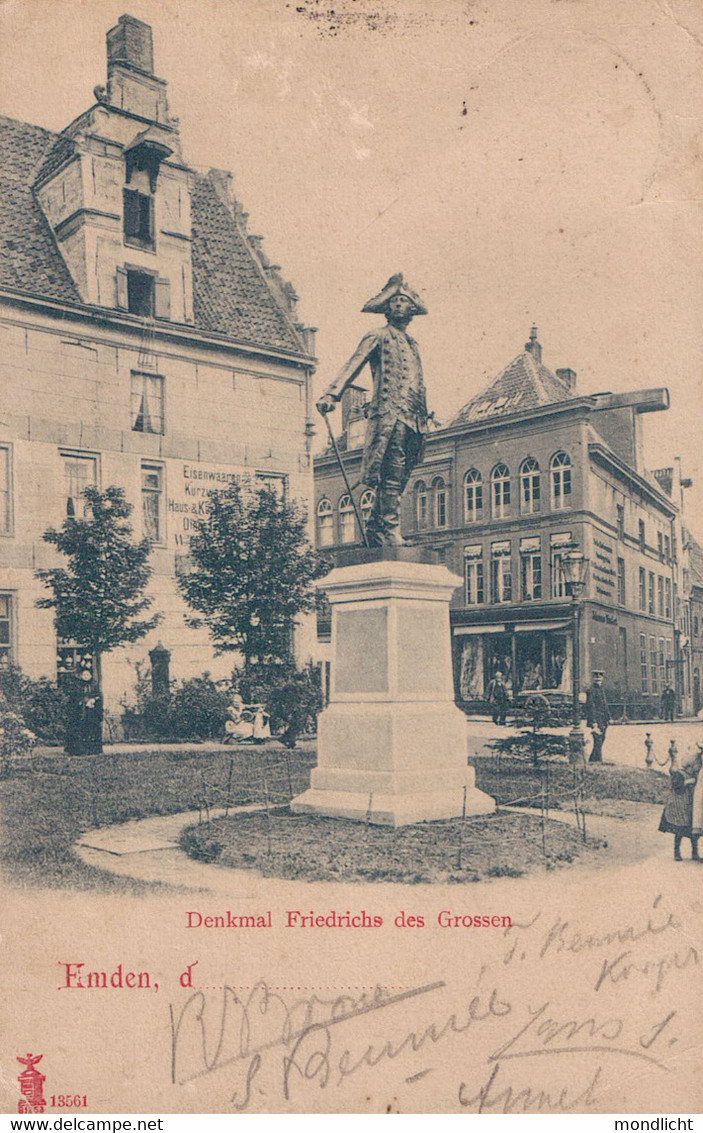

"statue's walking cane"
[322, 410, 370, 548]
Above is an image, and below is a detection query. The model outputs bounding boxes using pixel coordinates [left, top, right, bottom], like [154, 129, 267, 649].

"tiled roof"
[190, 173, 303, 352]
[0, 114, 305, 355]
[0, 115, 81, 302]
[451, 348, 575, 426]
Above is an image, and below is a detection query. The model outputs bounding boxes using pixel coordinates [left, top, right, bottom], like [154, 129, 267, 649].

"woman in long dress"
[659, 748, 702, 860]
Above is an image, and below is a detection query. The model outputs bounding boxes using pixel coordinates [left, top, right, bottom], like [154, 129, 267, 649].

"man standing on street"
[487, 670, 510, 726]
[586, 669, 610, 763]
[661, 683, 676, 722]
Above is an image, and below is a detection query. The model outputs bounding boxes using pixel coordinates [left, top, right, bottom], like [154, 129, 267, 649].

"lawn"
[180, 808, 606, 884]
[0, 741, 667, 890]
[0, 743, 315, 890]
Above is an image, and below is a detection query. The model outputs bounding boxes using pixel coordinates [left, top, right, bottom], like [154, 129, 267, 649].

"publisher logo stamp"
[17, 1053, 47, 1114]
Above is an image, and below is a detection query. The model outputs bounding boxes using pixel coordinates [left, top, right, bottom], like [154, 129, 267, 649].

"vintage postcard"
[1, 0, 702, 1117]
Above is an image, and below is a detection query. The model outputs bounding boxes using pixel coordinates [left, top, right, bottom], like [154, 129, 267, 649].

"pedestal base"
[291, 558, 496, 827]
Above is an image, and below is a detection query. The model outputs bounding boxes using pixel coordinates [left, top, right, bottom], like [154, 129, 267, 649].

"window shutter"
[154, 277, 171, 320]
[116, 266, 128, 309]
[139, 194, 154, 242]
[123, 188, 140, 238]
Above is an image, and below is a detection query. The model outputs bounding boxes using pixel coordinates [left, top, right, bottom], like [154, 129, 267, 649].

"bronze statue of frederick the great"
[316, 274, 430, 547]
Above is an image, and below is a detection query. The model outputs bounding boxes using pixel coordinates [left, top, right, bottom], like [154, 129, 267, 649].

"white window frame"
[550, 532, 573, 598]
[520, 536, 542, 601]
[464, 545, 484, 606]
[491, 464, 511, 519]
[60, 450, 99, 519]
[414, 480, 429, 530]
[338, 494, 356, 544]
[551, 451, 572, 511]
[520, 457, 541, 515]
[464, 468, 483, 523]
[317, 498, 334, 547]
[491, 541, 512, 603]
[131, 371, 165, 436]
[141, 462, 165, 545]
[360, 489, 375, 526]
[0, 443, 13, 535]
[0, 591, 15, 667]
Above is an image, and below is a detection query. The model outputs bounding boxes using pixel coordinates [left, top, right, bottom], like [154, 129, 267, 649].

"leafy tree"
[179, 481, 328, 669]
[36, 485, 161, 752]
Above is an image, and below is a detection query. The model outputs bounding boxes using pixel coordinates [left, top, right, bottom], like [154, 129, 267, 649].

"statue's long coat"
[326, 323, 429, 488]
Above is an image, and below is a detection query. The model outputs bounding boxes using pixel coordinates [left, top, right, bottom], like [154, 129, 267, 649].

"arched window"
[491, 463, 511, 519]
[551, 451, 572, 510]
[316, 498, 333, 547]
[520, 457, 540, 514]
[432, 476, 447, 528]
[360, 489, 375, 526]
[464, 468, 483, 523]
[338, 494, 356, 544]
[415, 480, 429, 530]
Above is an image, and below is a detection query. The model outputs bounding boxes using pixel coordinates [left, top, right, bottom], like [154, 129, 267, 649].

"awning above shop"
[454, 620, 570, 636]
[514, 620, 570, 633]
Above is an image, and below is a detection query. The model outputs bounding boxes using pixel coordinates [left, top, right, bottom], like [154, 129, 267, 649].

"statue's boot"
[366, 481, 403, 547]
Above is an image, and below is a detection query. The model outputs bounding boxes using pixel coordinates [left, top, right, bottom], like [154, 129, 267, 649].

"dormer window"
[123, 188, 154, 249]
[117, 266, 171, 320]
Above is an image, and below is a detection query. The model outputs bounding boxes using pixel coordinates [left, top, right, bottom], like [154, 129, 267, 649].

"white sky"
[1, 0, 702, 534]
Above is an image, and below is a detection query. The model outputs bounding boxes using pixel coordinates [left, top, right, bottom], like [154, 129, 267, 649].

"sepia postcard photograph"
[0, 0, 702, 1117]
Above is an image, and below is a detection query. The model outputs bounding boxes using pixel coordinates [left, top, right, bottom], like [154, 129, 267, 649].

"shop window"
[131, 371, 164, 435]
[360, 489, 375, 527]
[491, 464, 511, 519]
[61, 452, 97, 518]
[617, 557, 626, 605]
[464, 545, 484, 605]
[640, 632, 648, 693]
[550, 451, 572, 510]
[141, 463, 164, 544]
[639, 567, 646, 611]
[317, 499, 333, 547]
[0, 445, 11, 534]
[491, 541, 512, 603]
[432, 476, 447, 528]
[520, 538, 542, 601]
[415, 480, 428, 530]
[338, 495, 355, 544]
[464, 468, 483, 523]
[520, 458, 540, 515]
[0, 593, 13, 667]
[123, 187, 155, 249]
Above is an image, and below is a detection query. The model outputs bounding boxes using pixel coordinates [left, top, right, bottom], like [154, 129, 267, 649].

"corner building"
[0, 16, 316, 714]
[314, 330, 681, 716]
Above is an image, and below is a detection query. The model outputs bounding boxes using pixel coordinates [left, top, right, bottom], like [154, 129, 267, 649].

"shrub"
[0, 665, 68, 744]
[235, 661, 323, 747]
[0, 693, 37, 770]
[121, 670, 232, 741]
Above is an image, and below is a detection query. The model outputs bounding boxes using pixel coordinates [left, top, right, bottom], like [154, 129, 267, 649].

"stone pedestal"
[292, 557, 495, 826]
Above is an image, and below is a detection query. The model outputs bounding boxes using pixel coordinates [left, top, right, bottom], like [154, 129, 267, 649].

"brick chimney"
[107, 14, 154, 75]
[105, 15, 170, 124]
[524, 325, 542, 364]
[556, 367, 578, 390]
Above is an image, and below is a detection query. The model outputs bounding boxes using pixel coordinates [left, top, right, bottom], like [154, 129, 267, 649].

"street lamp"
[561, 547, 589, 760]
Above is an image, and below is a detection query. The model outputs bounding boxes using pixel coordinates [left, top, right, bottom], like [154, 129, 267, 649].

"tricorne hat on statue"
[362, 273, 428, 315]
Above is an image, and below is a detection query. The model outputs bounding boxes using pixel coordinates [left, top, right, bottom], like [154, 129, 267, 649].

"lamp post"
[561, 547, 589, 761]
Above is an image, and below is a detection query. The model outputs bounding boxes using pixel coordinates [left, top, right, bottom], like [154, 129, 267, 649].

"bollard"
[644, 732, 654, 768]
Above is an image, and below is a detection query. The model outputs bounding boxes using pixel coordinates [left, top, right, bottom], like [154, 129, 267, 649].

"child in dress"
[658, 748, 702, 860]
